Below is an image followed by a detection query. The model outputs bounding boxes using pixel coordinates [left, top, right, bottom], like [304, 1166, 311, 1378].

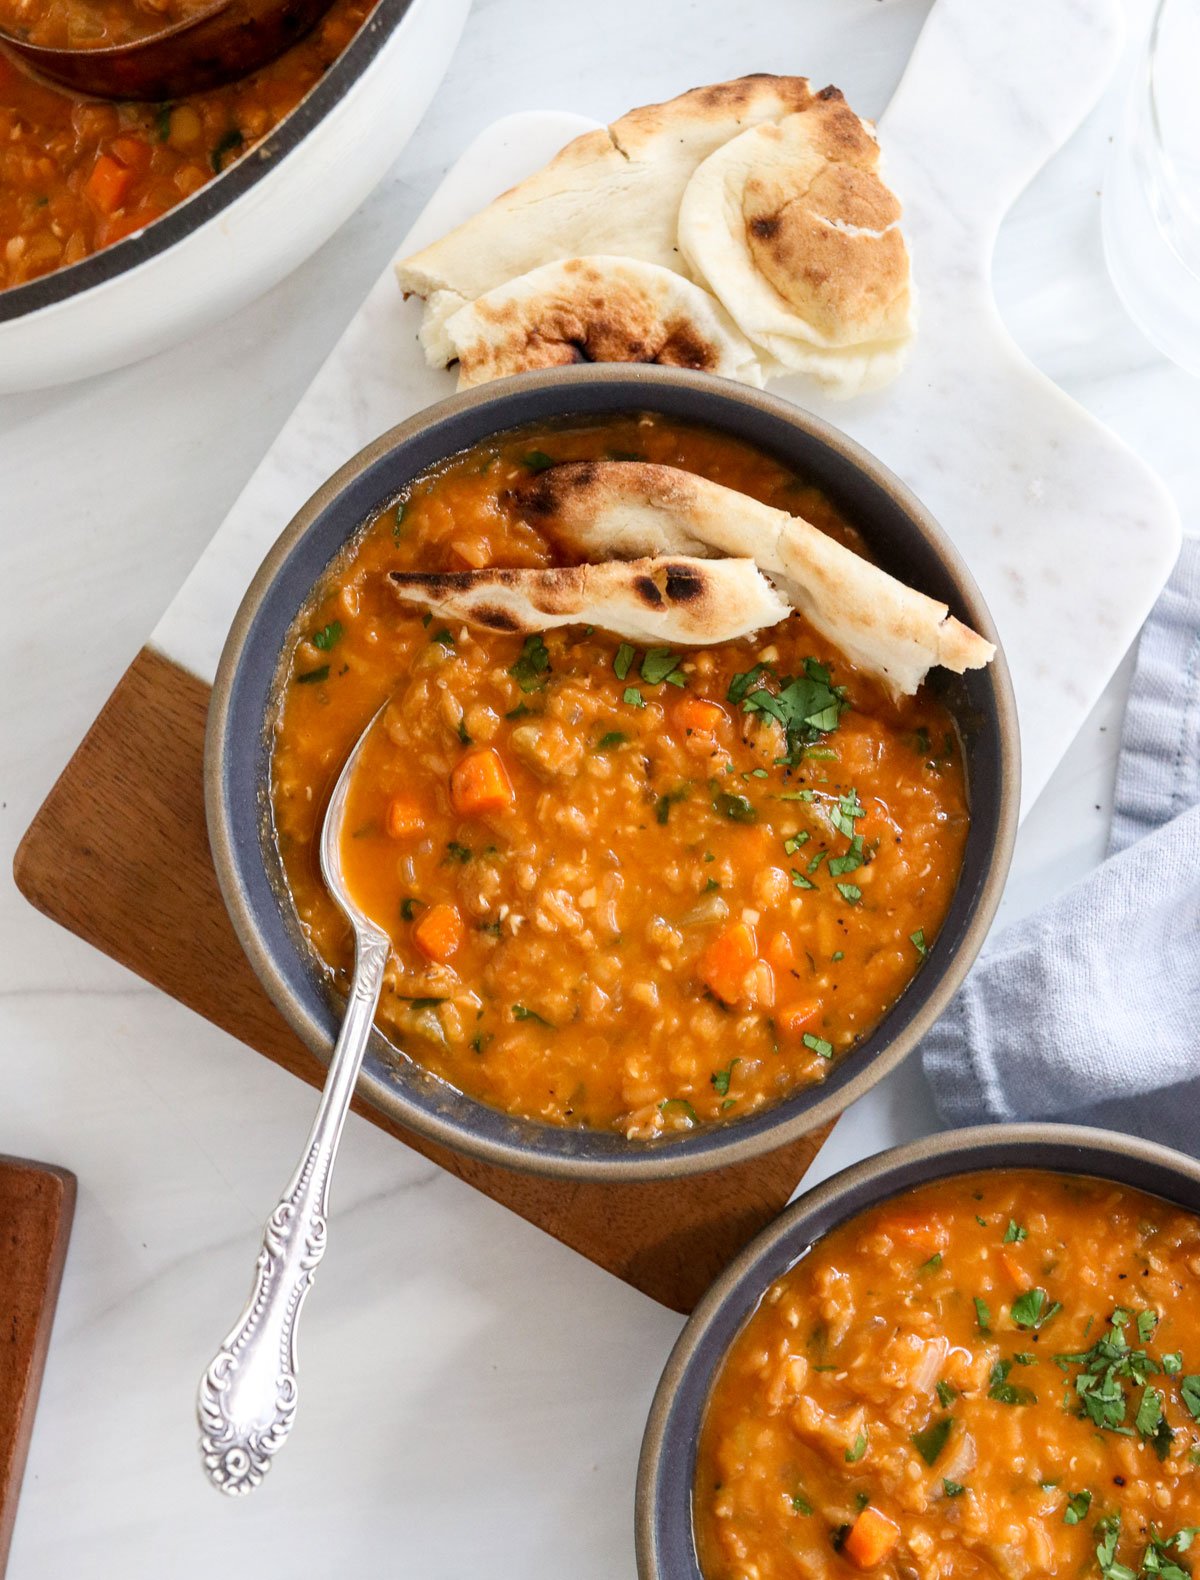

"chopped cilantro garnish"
[911, 1417, 953, 1466]
[974, 1297, 992, 1333]
[614, 643, 635, 681]
[444, 841, 472, 864]
[714, 792, 756, 823]
[295, 665, 329, 685]
[312, 620, 342, 651]
[399, 898, 421, 921]
[1138, 1310, 1160, 1343]
[641, 647, 685, 686]
[988, 1359, 1037, 1406]
[659, 1097, 698, 1125]
[783, 832, 810, 854]
[919, 1252, 943, 1274]
[211, 127, 244, 173]
[828, 836, 865, 877]
[596, 731, 627, 751]
[943, 1479, 965, 1497]
[1003, 1220, 1027, 1244]
[522, 450, 555, 472]
[1136, 1384, 1174, 1460]
[911, 928, 928, 957]
[935, 1380, 957, 1408]
[512, 1004, 554, 1027]
[727, 663, 771, 704]
[509, 634, 551, 692]
[732, 658, 848, 763]
[844, 1431, 868, 1464]
[835, 882, 862, 905]
[656, 787, 687, 824]
[791, 1493, 813, 1516]
[802, 1032, 833, 1059]
[830, 788, 864, 838]
[623, 686, 646, 708]
[1064, 1490, 1092, 1524]
[791, 870, 816, 890]
[1011, 1288, 1061, 1330]
[711, 1059, 740, 1096]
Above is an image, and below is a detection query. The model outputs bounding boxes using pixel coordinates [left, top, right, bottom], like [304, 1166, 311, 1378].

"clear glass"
[1102, 0, 1200, 375]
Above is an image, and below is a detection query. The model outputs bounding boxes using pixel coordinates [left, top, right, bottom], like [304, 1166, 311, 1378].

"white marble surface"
[1, 0, 1198, 1574]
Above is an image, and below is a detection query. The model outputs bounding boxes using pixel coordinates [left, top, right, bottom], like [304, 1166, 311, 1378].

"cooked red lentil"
[0, 0, 372, 290]
[270, 413, 969, 1137]
[694, 1171, 1200, 1580]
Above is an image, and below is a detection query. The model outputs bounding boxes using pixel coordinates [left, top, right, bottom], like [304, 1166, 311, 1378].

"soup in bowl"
[207, 366, 1018, 1178]
[637, 1126, 1200, 1578]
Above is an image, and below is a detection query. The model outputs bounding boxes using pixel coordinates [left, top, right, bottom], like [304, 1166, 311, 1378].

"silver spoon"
[197, 704, 390, 1495]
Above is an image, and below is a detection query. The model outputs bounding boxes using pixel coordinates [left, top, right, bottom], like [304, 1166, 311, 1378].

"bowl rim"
[0, 0, 417, 324]
[205, 363, 1021, 1181]
[634, 1121, 1200, 1579]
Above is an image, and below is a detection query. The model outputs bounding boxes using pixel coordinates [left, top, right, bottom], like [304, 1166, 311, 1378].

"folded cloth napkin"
[922, 536, 1200, 1151]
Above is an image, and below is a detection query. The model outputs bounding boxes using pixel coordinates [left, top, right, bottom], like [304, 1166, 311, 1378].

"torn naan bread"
[389, 556, 790, 646]
[516, 463, 993, 696]
[677, 89, 915, 397]
[442, 256, 766, 390]
[396, 75, 818, 365]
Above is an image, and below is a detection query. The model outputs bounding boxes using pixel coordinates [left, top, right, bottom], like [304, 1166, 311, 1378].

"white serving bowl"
[0, 0, 468, 394]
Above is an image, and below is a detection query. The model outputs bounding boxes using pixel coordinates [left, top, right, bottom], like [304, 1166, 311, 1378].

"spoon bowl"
[196, 703, 388, 1495]
[0, 0, 334, 100]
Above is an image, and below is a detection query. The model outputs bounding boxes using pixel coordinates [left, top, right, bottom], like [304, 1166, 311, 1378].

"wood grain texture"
[13, 647, 826, 1312]
[0, 1156, 75, 1578]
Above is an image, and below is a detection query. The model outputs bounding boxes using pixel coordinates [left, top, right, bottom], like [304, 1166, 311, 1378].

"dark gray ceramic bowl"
[206, 364, 1019, 1181]
[636, 1123, 1200, 1578]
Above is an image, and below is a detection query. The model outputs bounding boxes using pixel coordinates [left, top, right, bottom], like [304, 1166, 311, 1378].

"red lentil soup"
[269, 413, 969, 1138]
[0, 0, 372, 290]
[694, 1170, 1200, 1580]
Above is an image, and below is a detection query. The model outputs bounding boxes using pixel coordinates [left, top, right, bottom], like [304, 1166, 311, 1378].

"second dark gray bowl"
[636, 1123, 1200, 1578]
[206, 365, 1019, 1180]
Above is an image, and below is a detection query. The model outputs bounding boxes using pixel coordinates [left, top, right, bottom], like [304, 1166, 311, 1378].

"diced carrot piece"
[413, 902, 463, 963]
[765, 932, 796, 972]
[999, 1249, 1026, 1286]
[109, 134, 152, 174]
[699, 922, 758, 1005]
[385, 795, 424, 839]
[450, 746, 515, 816]
[84, 154, 133, 215]
[777, 1001, 821, 1037]
[844, 1506, 900, 1569]
[677, 696, 726, 735]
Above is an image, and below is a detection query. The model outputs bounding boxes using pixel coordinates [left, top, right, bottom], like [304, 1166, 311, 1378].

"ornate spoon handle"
[197, 924, 390, 1495]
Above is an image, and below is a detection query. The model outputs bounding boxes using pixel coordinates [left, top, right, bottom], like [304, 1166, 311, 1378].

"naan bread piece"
[677, 88, 915, 397]
[388, 556, 789, 646]
[396, 75, 818, 365]
[442, 256, 766, 389]
[516, 463, 992, 696]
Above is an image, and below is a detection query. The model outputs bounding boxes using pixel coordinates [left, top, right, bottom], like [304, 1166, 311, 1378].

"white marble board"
[152, 0, 1180, 825]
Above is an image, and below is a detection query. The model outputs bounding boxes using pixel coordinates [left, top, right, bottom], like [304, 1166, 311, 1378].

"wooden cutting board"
[13, 649, 825, 1314]
[0, 1156, 74, 1578]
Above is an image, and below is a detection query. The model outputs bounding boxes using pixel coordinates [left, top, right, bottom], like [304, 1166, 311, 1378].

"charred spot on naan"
[387, 556, 790, 644]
